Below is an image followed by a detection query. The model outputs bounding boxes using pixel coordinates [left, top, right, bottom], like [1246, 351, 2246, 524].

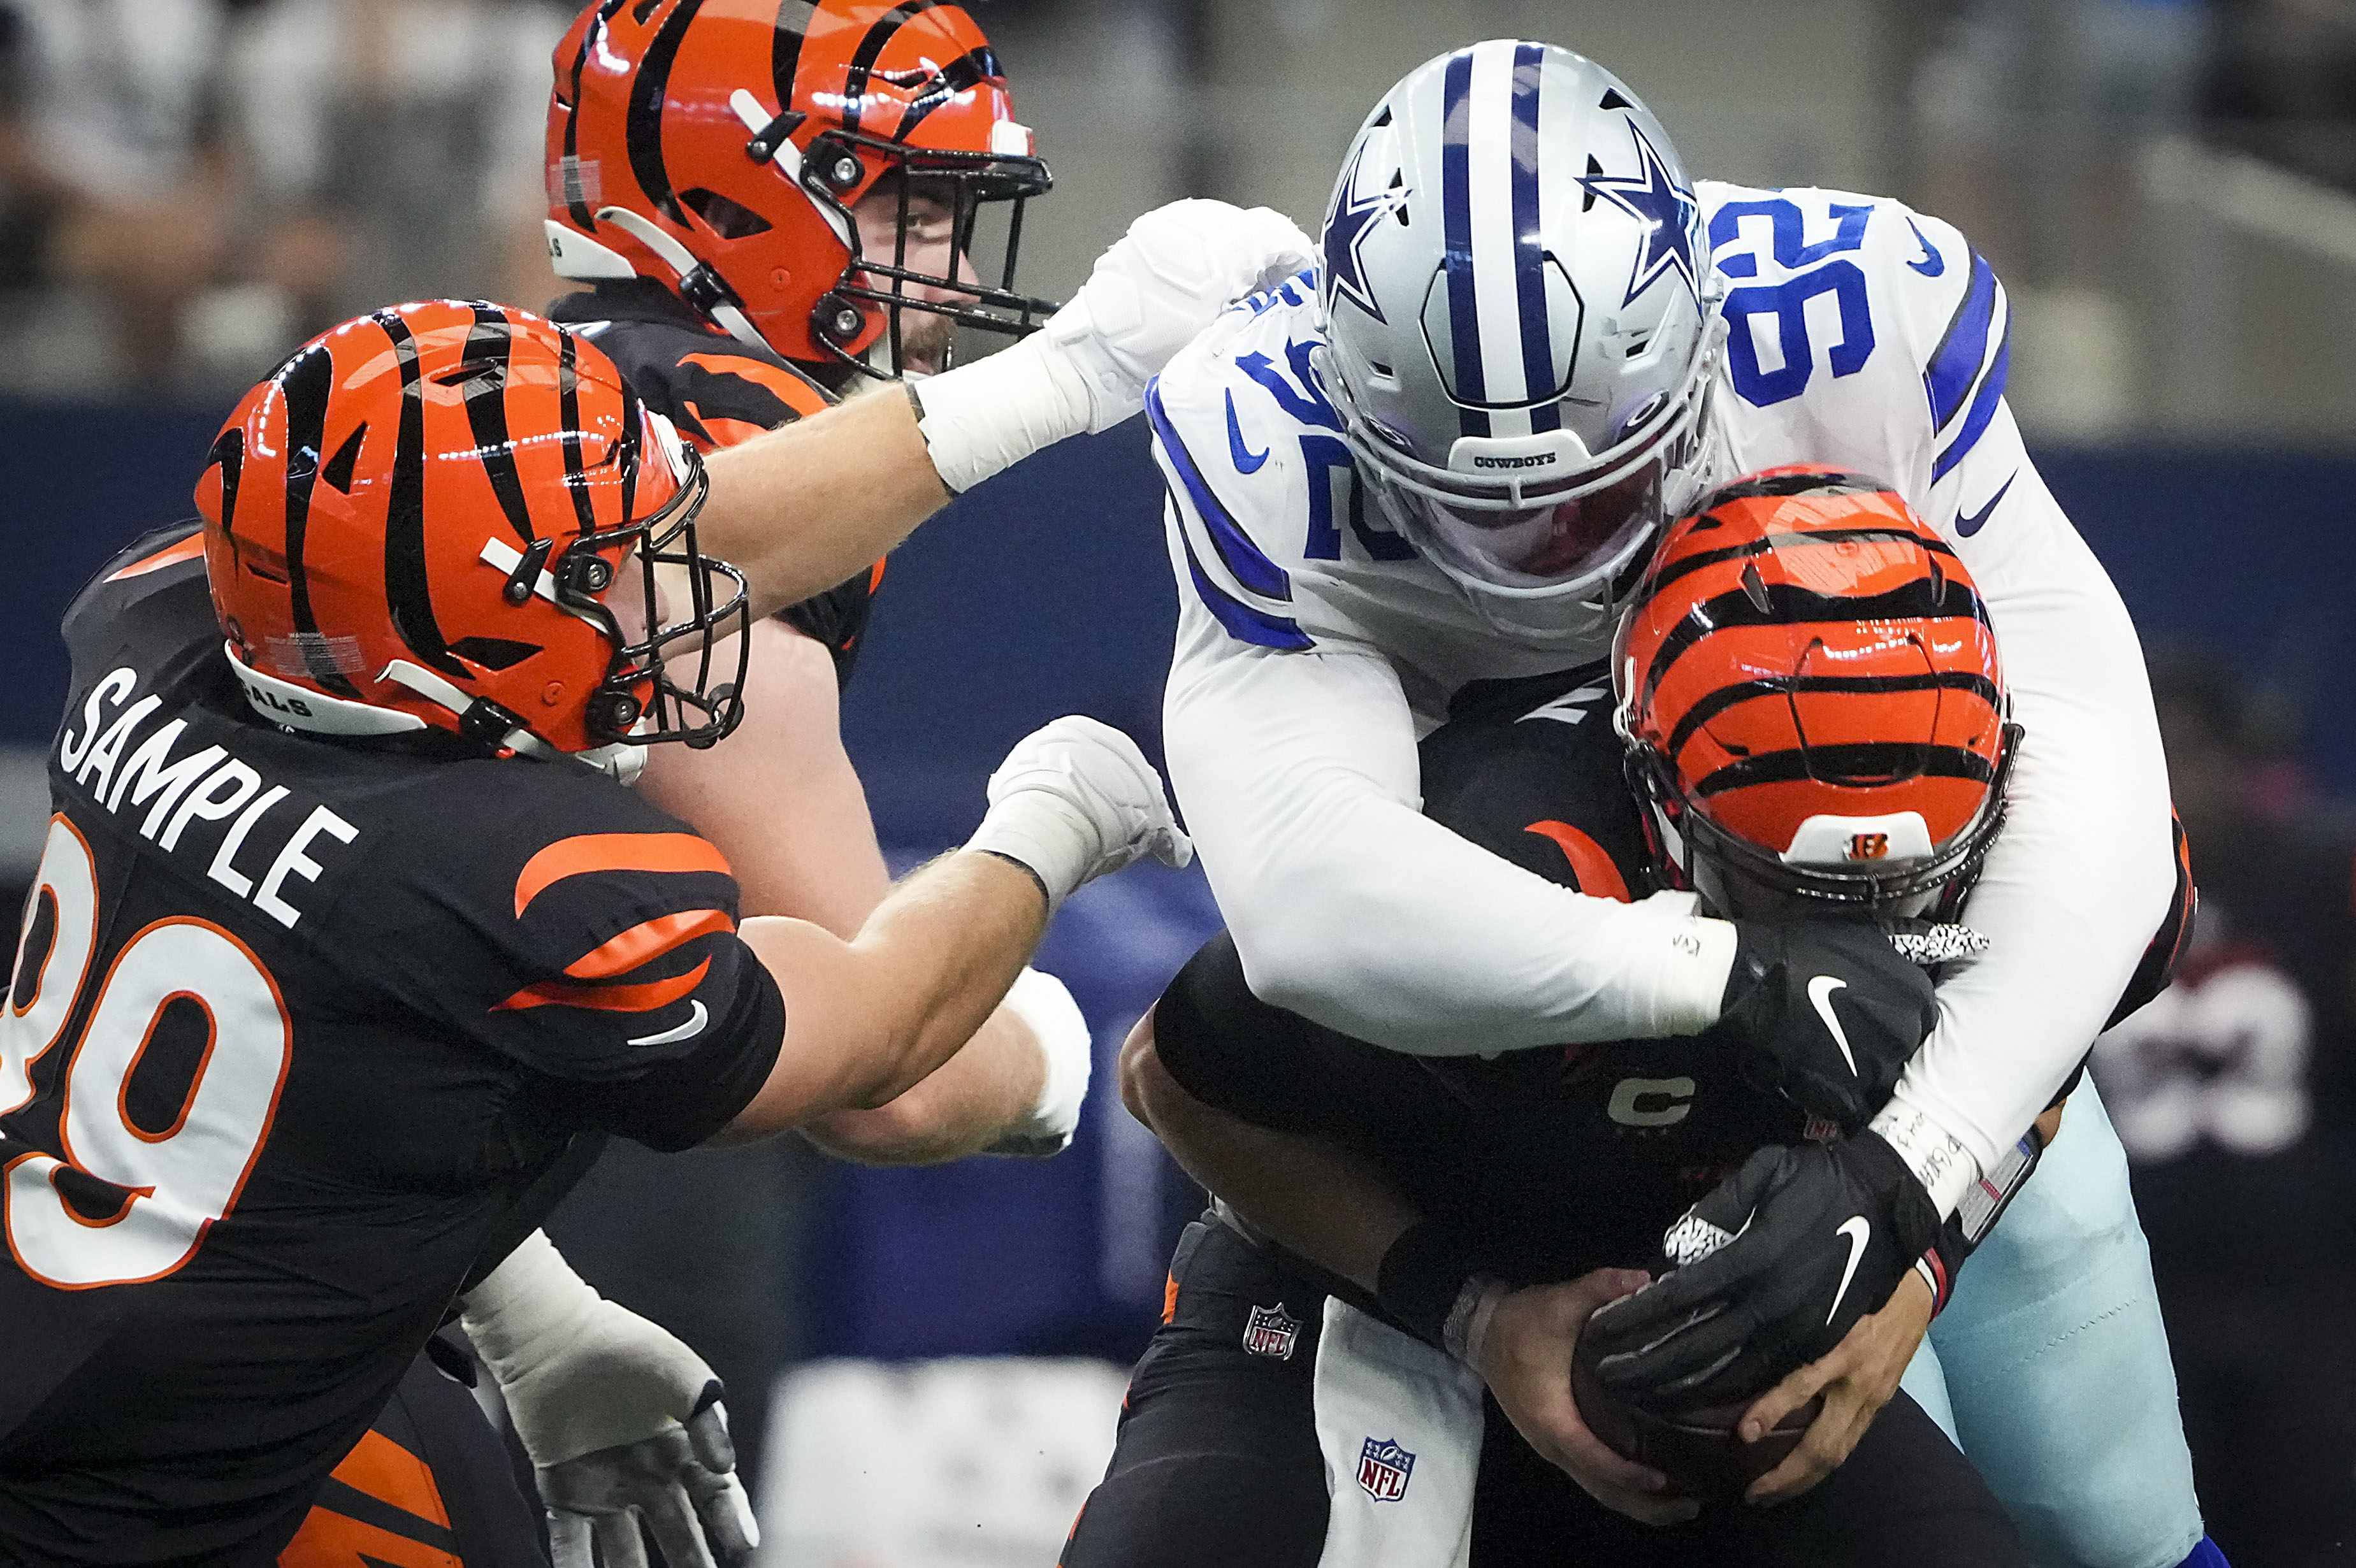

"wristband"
[1375, 1219, 1486, 1350]
[912, 331, 1094, 494]
[1917, 1240, 1956, 1316]
[1443, 1275, 1509, 1365]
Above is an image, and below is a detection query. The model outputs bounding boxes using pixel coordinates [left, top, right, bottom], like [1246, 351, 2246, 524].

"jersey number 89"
[0, 817, 291, 1289]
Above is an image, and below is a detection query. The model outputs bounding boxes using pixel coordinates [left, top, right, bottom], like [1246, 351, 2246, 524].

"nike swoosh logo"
[1225, 389, 1269, 474]
[628, 999, 709, 1048]
[1807, 975, 1856, 1076]
[1905, 217, 1945, 277]
[1956, 472, 2015, 538]
[1827, 1216, 1872, 1324]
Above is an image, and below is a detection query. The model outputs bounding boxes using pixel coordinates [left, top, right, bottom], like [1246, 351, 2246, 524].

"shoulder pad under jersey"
[1148, 279, 1550, 673]
[1699, 182, 2011, 518]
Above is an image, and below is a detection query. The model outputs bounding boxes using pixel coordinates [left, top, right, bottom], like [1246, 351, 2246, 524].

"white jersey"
[1152, 182, 2176, 1194]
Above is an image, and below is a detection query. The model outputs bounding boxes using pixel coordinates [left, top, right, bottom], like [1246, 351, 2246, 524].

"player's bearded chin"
[892, 304, 957, 378]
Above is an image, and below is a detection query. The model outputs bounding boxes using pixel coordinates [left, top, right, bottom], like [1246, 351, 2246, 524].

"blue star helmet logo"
[1324, 136, 1406, 326]
[1576, 120, 1700, 308]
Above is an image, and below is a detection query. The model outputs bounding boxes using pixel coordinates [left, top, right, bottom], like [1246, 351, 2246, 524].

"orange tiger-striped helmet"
[196, 301, 749, 767]
[544, 0, 1055, 375]
[1612, 465, 2020, 911]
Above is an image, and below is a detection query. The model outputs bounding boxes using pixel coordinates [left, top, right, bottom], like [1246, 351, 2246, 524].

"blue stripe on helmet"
[1176, 528, 1314, 650]
[1146, 380, 1294, 602]
[1440, 48, 1489, 438]
[1509, 42, 1560, 435]
[1923, 251, 1998, 433]
[1932, 335, 2009, 484]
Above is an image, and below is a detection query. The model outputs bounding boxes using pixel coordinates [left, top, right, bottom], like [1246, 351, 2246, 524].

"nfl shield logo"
[1357, 1436, 1415, 1501]
[1241, 1303, 1301, 1360]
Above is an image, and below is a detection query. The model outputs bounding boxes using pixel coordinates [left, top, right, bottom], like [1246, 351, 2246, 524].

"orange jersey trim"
[565, 907, 735, 981]
[514, 833, 732, 918]
[1523, 822, 1633, 903]
[680, 353, 833, 419]
[277, 1428, 457, 1568]
[681, 405, 773, 451]
[107, 534, 206, 583]
[497, 957, 712, 1015]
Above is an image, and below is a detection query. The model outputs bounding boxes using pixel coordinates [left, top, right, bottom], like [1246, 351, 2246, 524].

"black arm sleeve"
[1154, 933, 1361, 1138]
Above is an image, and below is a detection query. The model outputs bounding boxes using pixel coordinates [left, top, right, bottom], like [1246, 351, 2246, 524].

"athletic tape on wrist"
[456, 1230, 602, 1376]
[914, 332, 1094, 494]
[1001, 966, 1090, 1136]
[1443, 1276, 1508, 1365]
[1868, 1098, 1981, 1220]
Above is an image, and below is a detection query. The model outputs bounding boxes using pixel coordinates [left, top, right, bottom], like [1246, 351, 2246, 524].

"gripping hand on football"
[458, 1232, 758, 1568]
[1472, 1269, 1699, 1528]
[1582, 1133, 1942, 1416]
[1709, 916, 1943, 1132]
[965, 716, 1193, 915]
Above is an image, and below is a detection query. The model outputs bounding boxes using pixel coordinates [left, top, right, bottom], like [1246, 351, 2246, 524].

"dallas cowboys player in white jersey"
[1146, 41, 2222, 1568]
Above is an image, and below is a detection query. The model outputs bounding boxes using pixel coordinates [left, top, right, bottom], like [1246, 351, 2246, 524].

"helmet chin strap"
[593, 205, 772, 361]
[376, 659, 647, 787]
[229, 644, 640, 784]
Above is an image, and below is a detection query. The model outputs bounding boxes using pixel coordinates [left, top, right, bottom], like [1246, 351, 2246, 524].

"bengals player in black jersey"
[0, 229, 1333, 1562]
[489, 7, 1108, 1540]
[1064, 474, 2196, 1568]
[536, 1, 1081, 1167]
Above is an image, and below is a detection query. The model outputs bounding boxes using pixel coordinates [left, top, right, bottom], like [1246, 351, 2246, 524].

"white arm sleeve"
[1164, 608, 1737, 1054]
[1878, 406, 2177, 1183]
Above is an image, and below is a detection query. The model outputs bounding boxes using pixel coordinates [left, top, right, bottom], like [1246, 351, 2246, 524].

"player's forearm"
[696, 389, 948, 621]
[636, 619, 893, 939]
[802, 1003, 1044, 1165]
[1885, 463, 2175, 1191]
[725, 852, 1044, 1136]
[1122, 1011, 1416, 1292]
[1166, 638, 1732, 1054]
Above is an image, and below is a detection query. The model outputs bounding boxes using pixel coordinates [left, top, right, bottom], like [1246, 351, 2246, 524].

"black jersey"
[0, 526, 786, 1565]
[1154, 667, 1808, 1300]
[547, 280, 881, 688]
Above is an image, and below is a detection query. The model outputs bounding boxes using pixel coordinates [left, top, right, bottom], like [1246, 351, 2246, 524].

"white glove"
[1043, 198, 1320, 432]
[917, 199, 1318, 491]
[965, 715, 1192, 914]
[458, 1231, 759, 1568]
[984, 966, 1094, 1158]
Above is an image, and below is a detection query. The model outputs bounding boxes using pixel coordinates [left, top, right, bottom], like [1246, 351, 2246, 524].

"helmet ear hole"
[681, 187, 772, 239]
[449, 637, 543, 672]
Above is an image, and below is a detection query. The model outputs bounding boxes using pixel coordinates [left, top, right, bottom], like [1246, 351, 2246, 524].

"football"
[1568, 1330, 1821, 1500]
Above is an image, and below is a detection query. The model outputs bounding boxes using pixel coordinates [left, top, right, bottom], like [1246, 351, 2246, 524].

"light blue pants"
[1898, 1082, 2206, 1568]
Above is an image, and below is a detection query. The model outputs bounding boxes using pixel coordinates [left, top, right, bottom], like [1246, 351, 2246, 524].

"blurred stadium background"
[1, 0, 2352, 1560]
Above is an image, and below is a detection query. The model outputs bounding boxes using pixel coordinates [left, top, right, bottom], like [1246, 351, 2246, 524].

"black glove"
[1711, 917, 1939, 1133]
[1582, 1132, 1942, 1411]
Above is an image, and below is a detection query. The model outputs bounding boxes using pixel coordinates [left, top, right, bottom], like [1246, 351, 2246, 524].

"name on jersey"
[57, 665, 358, 930]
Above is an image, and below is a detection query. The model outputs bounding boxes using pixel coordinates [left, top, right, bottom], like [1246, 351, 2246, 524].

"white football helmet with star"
[1314, 41, 1726, 639]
